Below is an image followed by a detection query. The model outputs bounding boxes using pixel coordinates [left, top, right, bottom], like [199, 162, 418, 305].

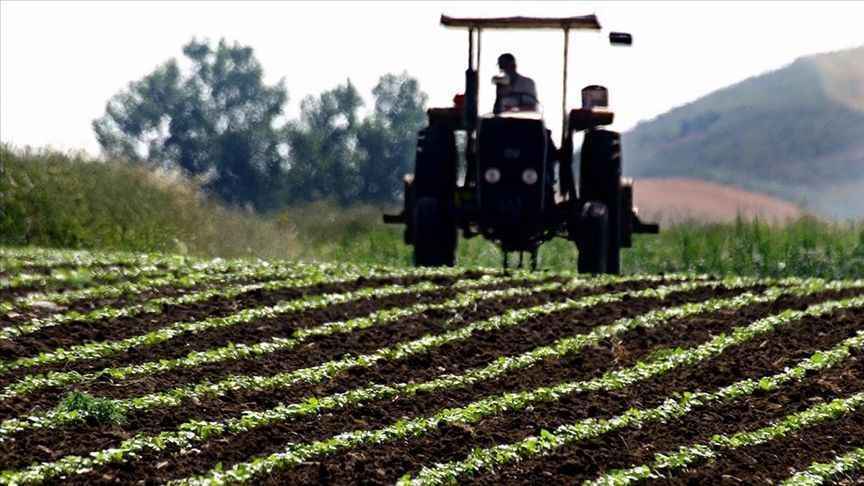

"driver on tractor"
[493, 52, 559, 188]
[493, 53, 538, 114]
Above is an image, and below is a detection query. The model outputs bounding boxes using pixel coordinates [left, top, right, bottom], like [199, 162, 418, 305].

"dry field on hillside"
[634, 177, 804, 224]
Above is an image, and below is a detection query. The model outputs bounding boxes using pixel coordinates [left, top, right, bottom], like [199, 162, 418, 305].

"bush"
[0, 146, 298, 259]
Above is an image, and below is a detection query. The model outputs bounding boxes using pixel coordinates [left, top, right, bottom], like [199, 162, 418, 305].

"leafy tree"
[93, 39, 287, 210]
[355, 72, 428, 203]
[283, 80, 364, 204]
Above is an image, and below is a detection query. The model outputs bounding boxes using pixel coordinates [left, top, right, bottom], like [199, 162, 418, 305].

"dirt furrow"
[0, 277, 571, 416]
[0, 271, 273, 327]
[0, 279, 663, 471]
[0, 273, 473, 363]
[673, 409, 864, 484]
[244, 296, 864, 485]
[33, 284, 775, 482]
[466, 358, 864, 485]
[0, 263, 181, 301]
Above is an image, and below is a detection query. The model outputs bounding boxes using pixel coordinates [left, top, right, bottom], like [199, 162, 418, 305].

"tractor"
[383, 14, 659, 273]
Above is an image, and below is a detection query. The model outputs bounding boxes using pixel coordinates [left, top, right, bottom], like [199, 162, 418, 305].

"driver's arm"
[524, 78, 538, 108]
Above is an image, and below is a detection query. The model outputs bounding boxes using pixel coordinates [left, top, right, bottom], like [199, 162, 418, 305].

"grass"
[3, 145, 863, 278]
[285, 205, 864, 279]
[1, 146, 298, 259]
[55, 391, 127, 425]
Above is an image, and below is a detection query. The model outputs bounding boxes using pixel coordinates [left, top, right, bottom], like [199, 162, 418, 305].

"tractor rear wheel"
[580, 129, 623, 274]
[410, 123, 458, 267]
[575, 201, 609, 274]
[413, 197, 457, 266]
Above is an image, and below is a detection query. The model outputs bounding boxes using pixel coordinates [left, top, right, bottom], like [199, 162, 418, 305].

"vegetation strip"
[0, 273, 638, 416]
[0, 253, 213, 292]
[0, 258, 312, 317]
[587, 394, 864, 485]
[0, 258, 479, 318]
[0, 276, 690, 482]
[0, 275, 685, 436]
[0, 272, 556, 401]
[0, 265, 173, 292]
[0, 264, 317, 338]
[404, 319, 864, 484]
[0, 271, 488, 377]
[781, 447, 864, 486]
[0, 247, 200, 267]
[0, 250, 199, 274]
[0, 260, 453, 342]
[167, 291, 864, 485]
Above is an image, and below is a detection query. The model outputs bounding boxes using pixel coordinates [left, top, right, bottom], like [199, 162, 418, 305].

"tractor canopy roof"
[440, 14, 601, 30]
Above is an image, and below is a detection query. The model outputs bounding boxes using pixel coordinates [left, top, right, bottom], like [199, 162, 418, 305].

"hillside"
[623, 45, 864, 219]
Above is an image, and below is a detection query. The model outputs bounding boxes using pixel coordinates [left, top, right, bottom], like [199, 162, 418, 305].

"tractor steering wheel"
[496, 91, 539, 114]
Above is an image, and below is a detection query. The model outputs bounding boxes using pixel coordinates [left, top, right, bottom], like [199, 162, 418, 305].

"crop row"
[0, 259, 316, 326]
[0, 246, 161, 261]
[781, 447, 864, 485]
[0, 257, 297, 297]
[0, 248, 475, 295]
[589, 390, 864, 484]
[0, 257, 493, 320]
[170, 290, 864, 485]
[0, 259, 455, 340]
[0, 274, 682, 436]
[0, 276, 809, 483]
[0, 248, 196, 272]
[0, 264, 180, 292]
[0, 249, 231, 291]
[412, 323, 864, 486]
[0, 270, 502, 377]
[0, 274, 537, 431]
[0, 275, 705, 483]
[0, 272, 651, 408]
[3, 266, 859, 484]
[0, 267, 554, 401]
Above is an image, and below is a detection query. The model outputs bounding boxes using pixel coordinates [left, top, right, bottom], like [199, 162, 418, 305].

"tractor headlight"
[522, 168, 538, 185]
[484, 167, 501, 184]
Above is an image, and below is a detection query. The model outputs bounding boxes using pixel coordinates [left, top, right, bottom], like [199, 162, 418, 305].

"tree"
[93, 39, 288, 210]
[282, 80, 364, 204]
[355, 72, 428, 203]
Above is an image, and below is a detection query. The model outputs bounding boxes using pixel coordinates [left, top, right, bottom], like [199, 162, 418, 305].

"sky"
[2, 1, 863, 154]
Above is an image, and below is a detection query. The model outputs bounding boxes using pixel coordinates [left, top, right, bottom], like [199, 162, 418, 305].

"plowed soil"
[2, 255, 863, 485]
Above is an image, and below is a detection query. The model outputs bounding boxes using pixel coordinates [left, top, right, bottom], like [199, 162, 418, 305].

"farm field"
[1, 247, 864, 485]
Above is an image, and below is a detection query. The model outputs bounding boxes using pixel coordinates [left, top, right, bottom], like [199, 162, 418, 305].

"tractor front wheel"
[580, 129, 623, 274]
[575, 201, 609, 274]
[413, 197, 457, 266]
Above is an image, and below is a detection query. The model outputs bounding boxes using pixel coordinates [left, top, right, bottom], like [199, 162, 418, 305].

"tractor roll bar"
[441, 15, 601, 30]
[442, 14, 621, 149]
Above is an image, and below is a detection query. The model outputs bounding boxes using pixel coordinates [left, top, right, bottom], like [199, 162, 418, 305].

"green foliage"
[0, 146, 297, 259]
[356, 73, 428, 203]
[277, 201, 864, 278]
[5, 147, 862, 278]
[92, 36, 428, 210]
[92, 38, 288, 210]
[56, 391, 126, 425]
[284, 73, 427, 204]
[283, 80, 365, 204]
[622, 215, 864, 279]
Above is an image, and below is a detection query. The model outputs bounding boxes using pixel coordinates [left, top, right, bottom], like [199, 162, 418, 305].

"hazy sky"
[2, 1, 863, 154]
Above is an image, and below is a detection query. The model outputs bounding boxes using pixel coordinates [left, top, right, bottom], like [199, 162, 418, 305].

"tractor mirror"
[609, 32, 632, 46]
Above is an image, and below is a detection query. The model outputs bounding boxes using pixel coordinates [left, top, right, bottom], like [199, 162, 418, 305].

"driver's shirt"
[495, 73, 537, 113]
